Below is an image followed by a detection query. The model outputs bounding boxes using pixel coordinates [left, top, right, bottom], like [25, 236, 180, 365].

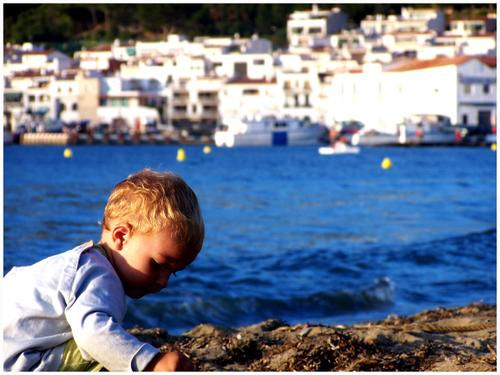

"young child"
[3, 169, 205, 371]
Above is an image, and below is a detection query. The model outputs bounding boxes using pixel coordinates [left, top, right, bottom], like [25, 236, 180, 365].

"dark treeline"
[4, 3, 495, 54]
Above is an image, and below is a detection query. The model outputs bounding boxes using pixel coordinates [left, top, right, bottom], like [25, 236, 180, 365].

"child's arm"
[65, 251, 160, 371]
[144, 352, 193, 371]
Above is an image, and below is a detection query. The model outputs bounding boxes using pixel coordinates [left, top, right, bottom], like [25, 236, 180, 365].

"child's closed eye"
[151, 259, 178, 277]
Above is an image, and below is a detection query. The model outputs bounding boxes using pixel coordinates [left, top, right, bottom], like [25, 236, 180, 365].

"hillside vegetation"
[4, 4, 495, 54]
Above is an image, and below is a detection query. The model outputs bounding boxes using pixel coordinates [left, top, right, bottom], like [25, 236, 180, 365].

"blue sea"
[3, 145, 497, 334]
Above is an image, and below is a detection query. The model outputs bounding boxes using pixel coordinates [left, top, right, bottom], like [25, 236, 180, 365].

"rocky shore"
[130, 303, 496, 371]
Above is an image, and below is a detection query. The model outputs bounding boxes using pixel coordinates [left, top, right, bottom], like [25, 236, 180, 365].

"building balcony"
[171, 97, 189, 105]
[170, 112, 188, 120]
[198, 97, 218, 105]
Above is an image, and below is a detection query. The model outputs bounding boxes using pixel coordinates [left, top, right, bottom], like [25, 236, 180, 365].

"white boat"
[351, 130, 400, 146]
[318, 142, 360, 155]
[214, 116, 327, 147]
[351, 114, 456, 146]
[399, 114, 456, 145]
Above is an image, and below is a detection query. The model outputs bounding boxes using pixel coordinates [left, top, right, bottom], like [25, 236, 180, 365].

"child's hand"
[145, 351, 194, 371]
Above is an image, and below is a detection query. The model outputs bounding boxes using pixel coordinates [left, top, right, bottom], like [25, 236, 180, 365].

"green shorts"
[58, 339, 106, 371]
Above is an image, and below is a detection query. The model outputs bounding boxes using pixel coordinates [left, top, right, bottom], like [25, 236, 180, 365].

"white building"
[219, 77, 281, 124]
[434, 34, 496, 56]
[327, 56, 496, 132]
[75, 45, 114, 71]
[275, 54, 320, 121]
[165, 77, 223, 127]
[135, 34, 204, 58]
[51, 72, 81, 123]
[361, 7, 445, 36]
[448, 15, 496, 36]
[210, 52, 274, 80]
[98, 76, 160, 131]
[4, 49, 73, 77]
[287, 5, 347, 51]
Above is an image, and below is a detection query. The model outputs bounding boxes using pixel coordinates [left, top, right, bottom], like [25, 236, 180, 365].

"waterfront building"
[97, 75, 160, 132]
[287, 5, 347, 52]
[51, 71, 80, 124]
[4, 86, 25, 132]
[327, 56, 496, 132]
[75, 72, 100, 127]
[218, 77, 280, 125]
[165, 76, 223, 129]
[275, 54, 320, 122]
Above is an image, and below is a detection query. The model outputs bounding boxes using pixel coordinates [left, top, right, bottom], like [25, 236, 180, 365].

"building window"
[463, 84, 471, 94]
[305, 94, 310, 107]
[99, 98, 106, 106]
[121, 98, 128, 107]
[29, 95, 36, 102]
[462, 114, 468, 125]
[243, 89, 259, 95]
[112, 99, 121, 107]
[72, 103, 78, 111]
[254, 59, 265, 65]
[483, 84, 489, 94]
[308, 27, 322, 34]
[292, 27, 303, 34]
[294, 94, 299, 107]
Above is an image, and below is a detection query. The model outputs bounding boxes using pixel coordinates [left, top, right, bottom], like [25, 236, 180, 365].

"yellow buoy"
[177, 148, 186, 162]
[203, 145, 211, 154]
[63, 148, 73, 158]
[381, 157, 392, 170]
[491, 143, 496, 151]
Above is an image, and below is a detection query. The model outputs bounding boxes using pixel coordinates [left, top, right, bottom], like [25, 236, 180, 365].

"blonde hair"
[102, 169, 204, 252]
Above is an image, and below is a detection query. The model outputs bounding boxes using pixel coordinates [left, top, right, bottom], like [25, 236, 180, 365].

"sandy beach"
[129, 302, 496, 371]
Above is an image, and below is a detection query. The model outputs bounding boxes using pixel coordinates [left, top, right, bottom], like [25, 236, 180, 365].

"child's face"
[112, 228, 199, 299]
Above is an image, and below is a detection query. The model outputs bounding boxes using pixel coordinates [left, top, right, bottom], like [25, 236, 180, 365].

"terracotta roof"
[13, 69, 45, 78]
[387, 31, 434, 35]
[87, 44, 112, 52]
[438, 33, 496, 39]
[478, 55, 496, 68]
[386, 55, 496, 72]
[451, 17, 488, 22]
[22, 49, 54, 56]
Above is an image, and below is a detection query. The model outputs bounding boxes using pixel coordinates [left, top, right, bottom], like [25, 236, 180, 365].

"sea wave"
[125, 276, 395, 334]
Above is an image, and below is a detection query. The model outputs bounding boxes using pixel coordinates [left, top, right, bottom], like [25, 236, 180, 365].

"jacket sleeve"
[64, 250, 160, 371]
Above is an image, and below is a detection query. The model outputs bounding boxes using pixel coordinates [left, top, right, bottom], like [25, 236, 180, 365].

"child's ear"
[111, 224, 132, 250]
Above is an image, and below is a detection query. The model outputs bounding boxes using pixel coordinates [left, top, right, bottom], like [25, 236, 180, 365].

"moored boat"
[214, 116, 328, 147]
[318, 142, 360, 155]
